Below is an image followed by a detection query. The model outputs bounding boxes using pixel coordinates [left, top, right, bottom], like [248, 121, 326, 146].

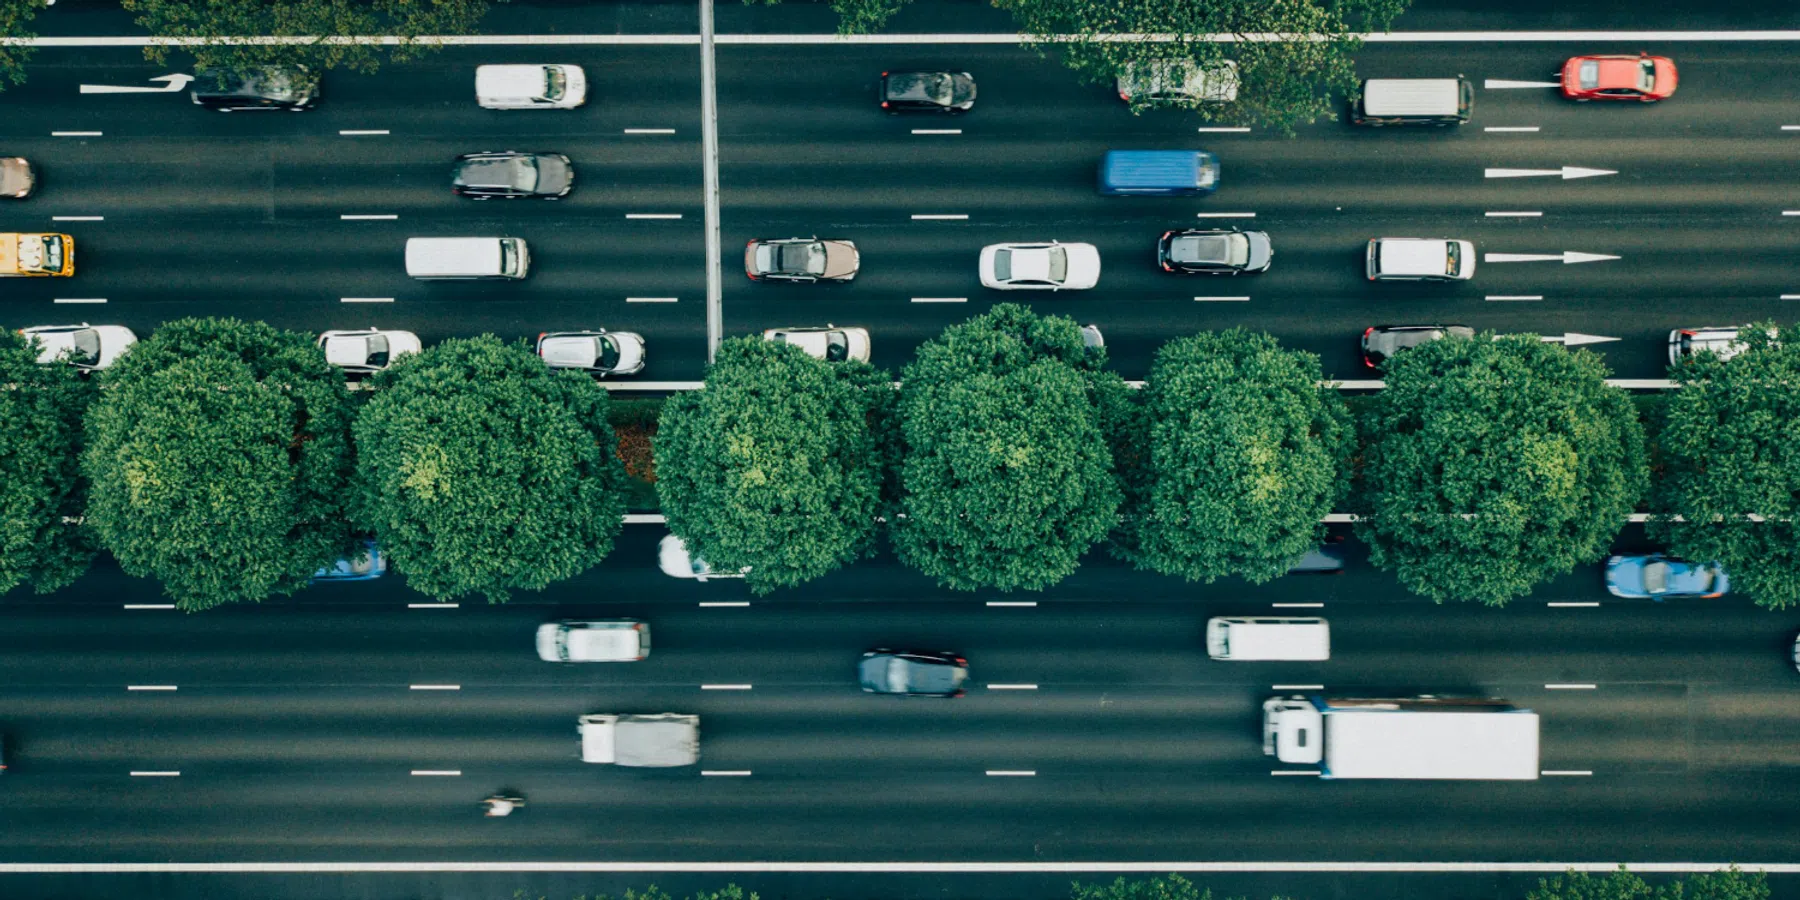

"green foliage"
[121, 0, 500, 77]
[656, 337, 889, 593]
[0, 329, 97, 594]
[1354, 333, 1648, 606]
[82, 318, 356, 610]
[1118, 330, 1351, 583]
[1528, 866, 1768, 900]
[351, 336, 624, 603]
[894, 304, 1120, 591]
[1652, 323, 1800, 609]
[0, 0, 41, 91]
[994, 0, 1409, 132]
[1072, 874, 1213, 900]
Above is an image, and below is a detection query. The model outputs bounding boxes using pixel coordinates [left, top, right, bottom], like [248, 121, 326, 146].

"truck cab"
[1262, 696, 1324, 763]
[2, 233, 74, 277]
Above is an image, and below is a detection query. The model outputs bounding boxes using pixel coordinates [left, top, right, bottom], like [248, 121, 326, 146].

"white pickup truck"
[579, 714, 699, 767]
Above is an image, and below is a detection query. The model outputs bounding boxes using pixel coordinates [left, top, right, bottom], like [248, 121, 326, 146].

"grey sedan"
[859, 650, 969, 697]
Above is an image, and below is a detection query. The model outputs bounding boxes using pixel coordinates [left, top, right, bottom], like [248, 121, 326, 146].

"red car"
[1561, 53, 1677, 101]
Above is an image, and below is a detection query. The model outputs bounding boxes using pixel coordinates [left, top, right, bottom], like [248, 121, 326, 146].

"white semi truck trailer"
[1263, 695, 1539, 780]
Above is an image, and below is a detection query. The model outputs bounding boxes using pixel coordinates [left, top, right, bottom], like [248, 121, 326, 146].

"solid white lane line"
[409, 685, 461, 691]
[701, 770, 752, 776]
[52, 216, 103, 221]
[1545, 684, 1596, 690]
[911, 214, 968, 220]
[1196, 127, 1251, 133]
[123, 604, 175, 610]
[1486, 211, 1542, 217]
[1271, 684, 1324, 690]
[626, 297, 679, 303]
[54, 298, 107, 304]
[625, 128, 677, 134]
[1484, 126, 1541, 132]
[700, 601, 750, 608]
[1271, 602, 1325, 608]
[340, 297, 394, 303]
[627, 213, 683, 219]
[1548, 601, 1601, 607]
[987, 684, 1039, 690]
[985, 770, 1036, 777]
[407, 603, 459, 609]
[1784, 126, 1800, 131]
[410, 770, 461, 777]
[1484, 79, 1560, 89]
[7, 861, 1796, 874]
[1195, 211, 1255, 218]
[701, 684, 752, 690]
[1784, 295, 1800, 300]
[339, 129, 390, 135]
[1784, 211, 1800, 216]
[606, 382, 704, 392]
[340, 214, 398, 221]
[986, 601, 1037, 607]
[1542, 770, 1593, 776]
[129, 771, 180, 777]
[911, 297, 967, 303]
[52, 131, 102, 137]
[1272, 770, 1320, 776]
[1194, 296, 1250, 302]
[623, 513, 668, 524]
[1487, 295, 1544, 301]
[911, 128, 961, 135]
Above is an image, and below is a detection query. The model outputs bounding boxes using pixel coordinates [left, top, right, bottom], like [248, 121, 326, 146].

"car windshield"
[544, 67, 566, 100]
[41, 236, 63, 270]
[1578, 60, 1599, 89]
[992, 249, 1012, 282]
[595, 335, 621, 369]
[1643, 561, 1669, 594]
[364, 335, 390, 367]
[825, 333, 848, 362]
[70, 330, 101, 365]
[1048, 247, 1068, 281]
[1445, 241, 1461, 275]
[1636, 58, 1656, 92]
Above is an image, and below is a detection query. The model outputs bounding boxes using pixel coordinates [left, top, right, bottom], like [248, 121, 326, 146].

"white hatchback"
[20, 323, 137, 371]
[317, 328, 422, 373]
[476, 64, 587, 109]
[535, 620, 649, 662]
[979, 241, 1101, 291]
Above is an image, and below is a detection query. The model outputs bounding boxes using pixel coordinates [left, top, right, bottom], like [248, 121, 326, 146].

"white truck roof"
[1325, 709, 1539, 780]
[1361, 78, 1462, 117]
[579, 713, 699, 767]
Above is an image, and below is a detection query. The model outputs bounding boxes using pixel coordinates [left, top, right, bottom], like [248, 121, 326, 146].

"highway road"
[1, 525, 1798, 863]
[6, 40, 1800, 381]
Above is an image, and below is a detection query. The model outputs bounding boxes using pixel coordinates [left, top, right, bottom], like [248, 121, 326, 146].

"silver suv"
[1667, 325, 1776, 365]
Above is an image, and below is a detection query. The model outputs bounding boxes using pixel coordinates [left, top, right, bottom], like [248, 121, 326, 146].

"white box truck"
[1262, 695, 1539, 780]
[578, 713, 699, 767]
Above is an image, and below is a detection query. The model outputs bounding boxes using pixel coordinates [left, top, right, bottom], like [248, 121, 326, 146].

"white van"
[475, 64, 587, 110]
[1366, 237, 1474, 282]
[1206, 617, 1330, 661]
[405, 237, 530, 280]
[1351, 78, 1473, 126]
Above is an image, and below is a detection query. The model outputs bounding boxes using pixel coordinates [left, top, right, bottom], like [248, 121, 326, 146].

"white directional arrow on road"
[1484, 79, 1562, 89]
[80, 73, 193, 94]
[1486, 166, 1617, 180]
[1539, 333, 1622, 347]
[1483, 251, 1621, 264]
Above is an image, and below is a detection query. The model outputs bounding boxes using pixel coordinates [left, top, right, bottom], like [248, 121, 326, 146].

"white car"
[1116, 58, 1239, 105]
[761, 325, 871, 363]
[1668, 325, 1778, 365]
[658, 534, 746, 582]
[535, 620, 649, 662]
[979, 241, 1101, 291]
[19, 323, 137, 371]
[537, 330, 646, 377]
[475, 64, 587, 110]
[317, 328, 422, 373]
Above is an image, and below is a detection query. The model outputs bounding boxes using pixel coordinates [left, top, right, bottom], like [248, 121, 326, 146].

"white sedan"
[317, 328, 422, 373]
[761, 325, 871, 363]
[474, 64, 587, 109]
[20, 323, 137, 371]
[535, 620, 649, 662]
[978, 241, 1101, 291]
[658, 534, 747, 582]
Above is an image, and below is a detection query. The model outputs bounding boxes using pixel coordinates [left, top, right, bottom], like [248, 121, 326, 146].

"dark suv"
[879, 70, 976, 113]
[190, 66, 318, 112]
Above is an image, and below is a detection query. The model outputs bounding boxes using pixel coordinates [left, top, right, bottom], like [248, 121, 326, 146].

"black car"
[1157, 228, 1272, 275]
[1361, 325, 1476, 368]
[859, 650, 968, 697]
[879, 70, 976, 113]
[190, 66, 318, 112]
[452, 151, 574, 199]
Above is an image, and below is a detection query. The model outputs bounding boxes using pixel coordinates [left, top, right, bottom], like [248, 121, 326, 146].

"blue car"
[312, 540, 386, 582]
[1604, 554, 1728, 600]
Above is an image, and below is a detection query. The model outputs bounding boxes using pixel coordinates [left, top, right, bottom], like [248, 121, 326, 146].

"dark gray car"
[1361, 325, 1475, 368]
[1157, 228, 1272, 274]
[452, 151, 574, 199]
[859, 650, 969, 697]
[880, 70, 976, 113]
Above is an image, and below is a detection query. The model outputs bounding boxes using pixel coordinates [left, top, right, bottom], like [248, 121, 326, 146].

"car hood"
[950, 72, 977, 105]
[533, 155, 573, 194]
[608, 332, 646, 373]
[820, 241, 859, 279]
[1243, 231, 1273, 271]
[1061, 243, 1102, 289]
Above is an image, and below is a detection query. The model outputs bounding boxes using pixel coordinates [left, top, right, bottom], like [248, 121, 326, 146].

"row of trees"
[0, 318, 623, 610]
[6, 310, 1799, 611]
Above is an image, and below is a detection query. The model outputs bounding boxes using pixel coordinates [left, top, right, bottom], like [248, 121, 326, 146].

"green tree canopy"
[0, 0, 42, 91]
[1354, 333, 1647, 606]
[656, 337, 891, 593]
[81, 317, 356, 610]
[352, 335, 624, 602]
[1527, 866, 1768, 900]
[1117, 329, 1351, 583]
[121, 0, 499, 78]
[0, 329, 98, 594]
[994, 0, 1409, 131]
[894, 304, 1121, 591]
[1653, 323, 1800, 609]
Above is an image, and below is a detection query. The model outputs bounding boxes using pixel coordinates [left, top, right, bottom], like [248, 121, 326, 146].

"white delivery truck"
[1262, 695, 1539, 780]
[578, 713, 699, 767]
